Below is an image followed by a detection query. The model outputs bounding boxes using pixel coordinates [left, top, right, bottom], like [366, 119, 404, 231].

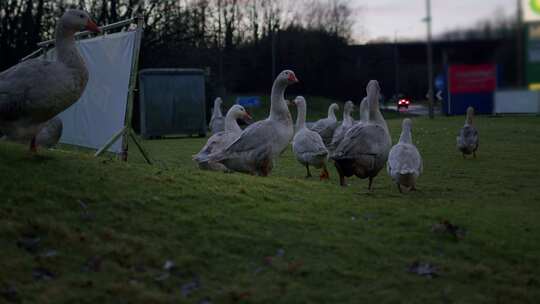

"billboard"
[448, 64, 497, 94]
[443, 64, 498, 115]
[523, 0, 540, 23]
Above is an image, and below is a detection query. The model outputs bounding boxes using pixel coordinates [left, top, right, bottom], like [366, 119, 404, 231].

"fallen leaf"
[407, 261, 438, 278]
[82, 256, 103, 272]
[163, 260, 175, 271]
[154, 272, 170, 282]
[0, 285, 19, 303]
[432, 220, 467, 240]
[263, 256, 273, 266]
[32, 267, 55, 281]
[78, 200, 95, 221]
[181, 277, 200, 297]
[39, 250, 58, 258]
[230, 291, 251, 302]
[287, 261, 303, 274]
[16, 237, 41, 253]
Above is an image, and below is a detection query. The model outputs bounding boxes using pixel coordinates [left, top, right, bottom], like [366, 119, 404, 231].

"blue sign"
[435, 74, 445, 91]
[236, 96, 261, 108]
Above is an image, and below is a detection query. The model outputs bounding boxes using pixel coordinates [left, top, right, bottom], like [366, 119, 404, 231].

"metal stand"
[94, 15, 151, 164]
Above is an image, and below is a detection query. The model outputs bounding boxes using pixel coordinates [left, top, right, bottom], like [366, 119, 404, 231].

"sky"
[353, 0, 517, 43]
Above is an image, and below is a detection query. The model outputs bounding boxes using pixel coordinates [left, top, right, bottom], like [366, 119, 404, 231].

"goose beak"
[288, 74, 299, 83]
[86, 19, 101, 33]
[244, 113, 253, 120]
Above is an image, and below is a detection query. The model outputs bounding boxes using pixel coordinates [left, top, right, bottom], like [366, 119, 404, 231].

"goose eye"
[79, 14, 84, 19]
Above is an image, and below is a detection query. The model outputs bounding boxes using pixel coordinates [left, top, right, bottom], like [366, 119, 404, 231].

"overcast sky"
[352, 0, 517, 43]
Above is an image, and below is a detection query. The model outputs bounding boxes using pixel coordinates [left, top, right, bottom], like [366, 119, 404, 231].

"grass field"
[1, 112, 540, 303]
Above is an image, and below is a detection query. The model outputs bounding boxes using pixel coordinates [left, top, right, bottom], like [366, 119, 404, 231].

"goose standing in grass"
[0, 9, 100, 152]
[209, 70, 298, 176]
[194, 105, 251, 171]
[329, 100, 354, 152]
[292, 96, 330, 179]
[35, 117, 63, 149]
[310, 103, 339, 147]
[457, 106, 479, 158]
[209, 97, 225, 134]
[332, 80, 392, 191]
[387, 118, 423, 193]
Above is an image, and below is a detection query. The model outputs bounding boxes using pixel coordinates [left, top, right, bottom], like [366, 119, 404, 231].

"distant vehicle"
[397, 96, 411, 109]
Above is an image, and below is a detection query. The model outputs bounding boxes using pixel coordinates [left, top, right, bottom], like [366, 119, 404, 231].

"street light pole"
[426, 0, 435, 119]
[517, 0, 524, 87]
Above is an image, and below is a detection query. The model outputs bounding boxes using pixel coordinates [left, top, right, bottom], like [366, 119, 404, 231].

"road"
[386, 104, 434, 116]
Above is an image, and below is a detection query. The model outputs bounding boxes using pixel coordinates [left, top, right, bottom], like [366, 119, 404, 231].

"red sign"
[449, 64, 497, 94]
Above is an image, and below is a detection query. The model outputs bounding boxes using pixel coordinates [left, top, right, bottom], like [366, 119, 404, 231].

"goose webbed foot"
[319, 164, 330, 181]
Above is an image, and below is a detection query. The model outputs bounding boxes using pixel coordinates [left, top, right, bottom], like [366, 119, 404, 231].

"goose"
[0, 9, 100, 152]
[332, 80, 392, 190]
[193, 105, 251, 171]
[292, 96, 329, 179]
[35, 117, 63, 148]
[310, 103, 339, 147]
[387, 118, 423, 193]
[329, 100, 354, 152]
[354, 97, 368, 125]
[209, 70, 298, 176]
[209, 97, 225, 134]
[456, 106, 479, 158]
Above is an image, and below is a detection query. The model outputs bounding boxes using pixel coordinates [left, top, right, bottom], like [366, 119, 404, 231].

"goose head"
[61, 9, 100, 34]
[228, 104, 252, 121]
[293, 96, 306, 108]
[466, 106, 475, 125]
[277, 70, 299, 86]
[344, 100, 354, 114]
[328, 103, 339, 119]
[366, 80, 380, 100]
[402, 118, 413, 131]
[214, 97, 223, 106]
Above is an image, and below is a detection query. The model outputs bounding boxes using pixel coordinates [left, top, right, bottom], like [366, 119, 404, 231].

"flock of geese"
[0, 9, 480, 193]
[195, 72, 480, 192]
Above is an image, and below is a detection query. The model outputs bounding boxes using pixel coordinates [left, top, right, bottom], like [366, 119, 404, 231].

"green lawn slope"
[1, 114, 539, 303]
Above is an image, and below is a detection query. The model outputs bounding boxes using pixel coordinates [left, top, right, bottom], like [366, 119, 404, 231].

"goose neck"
[399, 126, 412, 144]
[55, 24, 86, 73]
[224, 114, 241, 133]
[269, 81, 289, 121]
[295, 102, 306, 131]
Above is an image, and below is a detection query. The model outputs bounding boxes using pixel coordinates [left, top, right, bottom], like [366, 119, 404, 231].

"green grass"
[1, 113, 540, 303]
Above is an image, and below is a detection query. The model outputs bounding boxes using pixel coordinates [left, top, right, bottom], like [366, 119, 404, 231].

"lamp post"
[425, 0, 435, 119]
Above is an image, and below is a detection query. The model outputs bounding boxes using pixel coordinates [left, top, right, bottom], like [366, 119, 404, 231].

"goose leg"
[368, 177, 374, 191]
[30, 136, 37, 153]
[397, 184, 403, 193]
[305, 164, 312, 178]
[334, 162, 346, 186]
[473, 151, 477, 158]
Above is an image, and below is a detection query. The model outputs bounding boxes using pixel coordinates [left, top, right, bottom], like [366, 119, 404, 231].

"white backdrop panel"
[46, 31, 136, 152]
[494, 90, 540, 114]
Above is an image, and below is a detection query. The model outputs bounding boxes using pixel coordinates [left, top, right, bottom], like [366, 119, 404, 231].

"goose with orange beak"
[209, 70, 298, 176]
[0, 9, 100, 153]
